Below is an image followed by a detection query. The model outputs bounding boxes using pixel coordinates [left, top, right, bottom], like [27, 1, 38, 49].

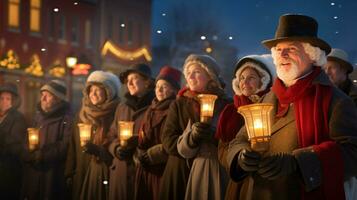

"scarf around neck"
[272, 67, 344, 200]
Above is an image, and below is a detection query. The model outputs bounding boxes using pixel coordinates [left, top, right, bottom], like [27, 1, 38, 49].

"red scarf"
[215, 95, 251, 142]
[272, 67, 344, 200]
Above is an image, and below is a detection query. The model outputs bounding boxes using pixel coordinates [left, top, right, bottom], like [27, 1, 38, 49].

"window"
[8, 0, 20, 29]
[127, 20, 133, 45]
[71, 16, 79, 44]
[84, 20, 92, 47]
[107, 15, 113, 39]
[118, 18, 125, 44]
[30, 0, 41, 32]
[58, 15, 66, 41]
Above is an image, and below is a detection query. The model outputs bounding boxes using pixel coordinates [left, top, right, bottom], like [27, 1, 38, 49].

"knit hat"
[41, 80, 67, 101]
[183, 54, 223, 88]
[0, 82, 18, 96]
[327, 48, 354, 74]
[156, 66, 182, 90]
[119, 63, 154, 84]
[85, 70, 121, 101]
[232, 54, 276, 95]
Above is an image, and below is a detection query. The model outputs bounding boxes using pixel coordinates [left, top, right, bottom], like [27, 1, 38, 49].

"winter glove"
[189, 122, 214, 146]
[257, 152, 297, 180]
[138, 151, 151, 168]
[83, 142, 113, 165]
[115, 145, 135, 161]
[237, 148, 261, 172]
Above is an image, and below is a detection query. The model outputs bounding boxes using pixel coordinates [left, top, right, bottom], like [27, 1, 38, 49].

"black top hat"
[119, 63, 153, 84]
[262, 14, 331, 54]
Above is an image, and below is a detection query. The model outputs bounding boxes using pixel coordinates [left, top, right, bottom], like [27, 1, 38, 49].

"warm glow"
[118, 121, 134, 145]
[78, 123, 92, 147]
[197, 94, 217, 123]
[27, 128, 40, 150]
[238, 103, 273, 152]
[8, 0, 20, 28]
[30, 0, 41, 32]
[66, 56, 77, 68]
[101, 40, 152, 61]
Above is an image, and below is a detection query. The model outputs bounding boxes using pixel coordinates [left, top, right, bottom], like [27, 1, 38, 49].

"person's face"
[273, 41, 313, 85]
[185, 64, 210, 93]
[40, 90, 60, 112]
[0, 92, 13, 113]
[324, 60, 347, 85]
[238, 67, 262, 96]
[126, 73, 149, 97]
[89, 85, 106, 105]
[155, 79, 176, 101]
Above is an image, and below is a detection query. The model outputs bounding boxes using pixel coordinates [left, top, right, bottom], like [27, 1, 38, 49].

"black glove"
[138, 151, 151, 168]
[83, 142, 100, 156]
[115, 145, 134, 161]
[237, 148, 261, 172]
[23, 149, 42, 164]
[189, 122, 214, 146]
[258, 152, 297, 180]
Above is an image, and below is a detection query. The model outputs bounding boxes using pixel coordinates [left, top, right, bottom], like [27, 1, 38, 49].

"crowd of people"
[1, 14, 357, 200]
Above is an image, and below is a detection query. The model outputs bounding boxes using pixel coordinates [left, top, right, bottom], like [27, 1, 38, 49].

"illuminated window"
[30, 0, 41, 32]
[8, 0, 20, 28]
[84, 20, 92, 47]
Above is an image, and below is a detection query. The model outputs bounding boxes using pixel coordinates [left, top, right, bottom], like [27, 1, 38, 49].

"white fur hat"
[232, 54, 276, 95]
[85, 70, 121, 100]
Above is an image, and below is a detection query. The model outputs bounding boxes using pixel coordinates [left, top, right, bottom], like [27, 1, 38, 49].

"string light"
[101, 41, 152, 62]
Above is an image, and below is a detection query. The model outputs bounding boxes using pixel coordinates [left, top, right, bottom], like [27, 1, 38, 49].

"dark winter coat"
[134, 97, 174, 200]
[227, 72, 357, 200]
[0, 108, 27, 199]
[338, 78, 357, 106]
[21, 102, 74, 200]
[108, 91, 154, 200]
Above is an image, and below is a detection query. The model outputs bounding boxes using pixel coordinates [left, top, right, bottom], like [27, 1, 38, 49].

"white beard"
[276, 62, 300, 86]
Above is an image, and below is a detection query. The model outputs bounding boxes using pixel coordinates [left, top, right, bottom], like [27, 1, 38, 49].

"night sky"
[152, 0, 357, 63]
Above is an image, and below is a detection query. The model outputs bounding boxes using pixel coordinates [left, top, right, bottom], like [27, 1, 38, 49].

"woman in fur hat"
[65, 71, 120, 200]
[160, 54, 230, 200]
[134, 66, 182, 200]
[0, 83, 27, 199]
[107, 63, 155, 200]
[215, 54, 275, 200]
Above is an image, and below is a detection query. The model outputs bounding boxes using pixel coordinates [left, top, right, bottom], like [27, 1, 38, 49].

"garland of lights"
[101, 41, 152, 62]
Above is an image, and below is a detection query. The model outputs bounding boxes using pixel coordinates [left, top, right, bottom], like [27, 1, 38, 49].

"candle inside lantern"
[197, 94, 218, 123]
[27, 128, 40, 151]
[78, 123, 92, 147]
[238, 103, 273, 152]
[118, 121, 134, 146]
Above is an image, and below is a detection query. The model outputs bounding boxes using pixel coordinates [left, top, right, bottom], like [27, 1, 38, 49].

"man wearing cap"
[0, 83, 27, 199]
[22, 80, 74, 200]
[324, 48, 357, 105]
[227, 14, 357, 200]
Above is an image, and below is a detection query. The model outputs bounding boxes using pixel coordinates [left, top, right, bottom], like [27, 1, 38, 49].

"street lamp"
[66, 56, 77, 68]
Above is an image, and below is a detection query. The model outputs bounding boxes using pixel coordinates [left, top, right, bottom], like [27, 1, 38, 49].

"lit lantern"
[118, 121, 134, 146]
[77, 123, 92, 147]
[27, 128, 40, 151]
[238, 103, 274, 152]
[197, 94, 218, 123]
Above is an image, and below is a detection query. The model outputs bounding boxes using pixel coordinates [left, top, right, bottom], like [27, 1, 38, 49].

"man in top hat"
[0, 82, 27, 199]
[21, 80, 74, 199]
[227, 14, 357, 200]
[324, 48, 357, 105]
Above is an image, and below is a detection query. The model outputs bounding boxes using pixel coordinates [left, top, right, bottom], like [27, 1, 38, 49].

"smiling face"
[89, 84, 107, 105]
[238, 67, 262, 96]
[155, 79, 176, 101]
[185, 64, 210, 93]
[126, 73, 149, 97]
[273, 41, 313, 86]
